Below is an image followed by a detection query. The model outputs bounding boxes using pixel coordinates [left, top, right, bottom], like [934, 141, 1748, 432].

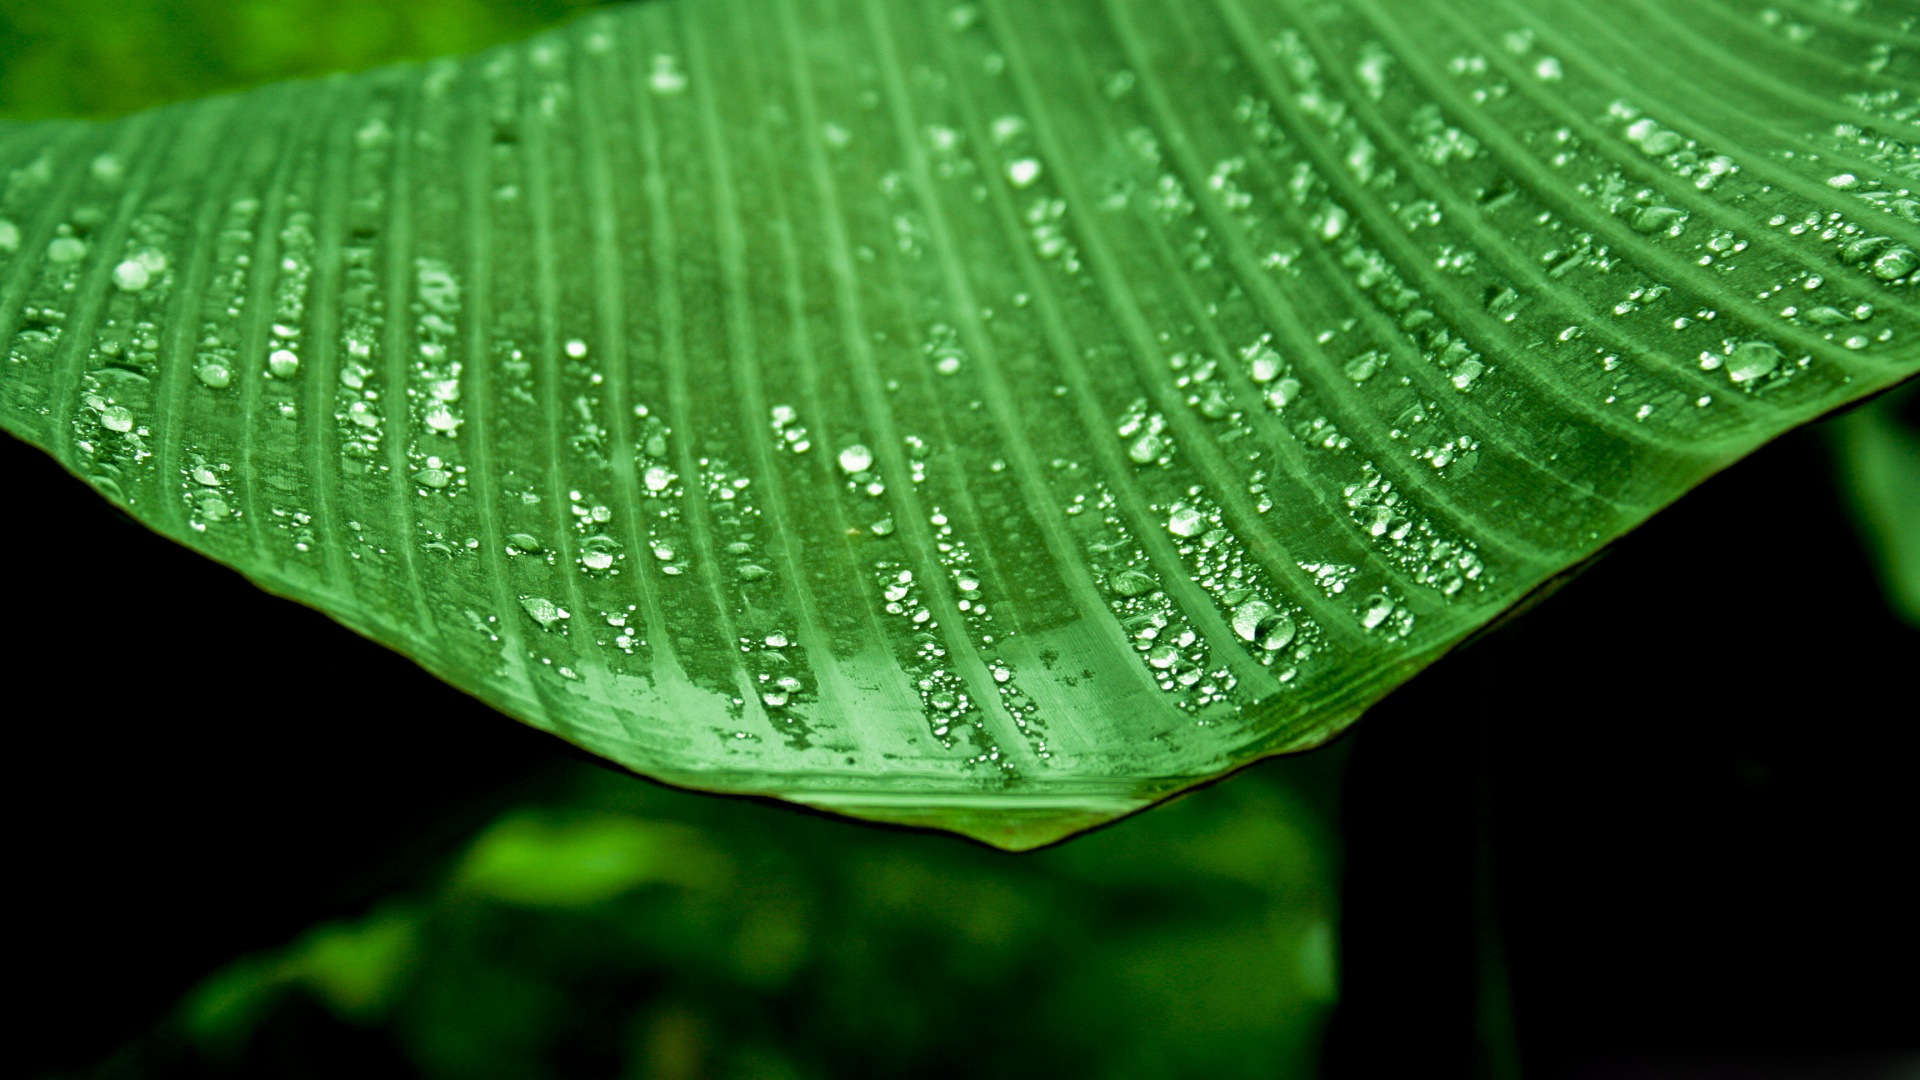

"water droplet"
[1167, 504, 1205, 538]
[196, 361, 231, 389]
[1109, 568, 1156, 597]
[268, 349, 300, 378]
[425, 403, 461, 433]
[1726, 341, 1781, 383]
[643, 465, 675, 492]
[0, 219, 18, 252]
[1361, 594, 1393, 629]
[1248, 349, 1283, 383]
[1631, 206, 1685, 234]
[1128, 432, 1168, 463]
[1871, 247, 1915, 282]
[649, 55, 688, 95]
[765, 632, 789, 648]
[838, 443, 874, 473]
[413, 467, 452, 489]
[565, 338, 589, 358]
[112, 259, 151, 292]
[99, 405, 134, 433]
[520, 596, 567, 628]
[582, 548, 615, 571]
[1148, 643, 1179, 669]
[1230, 599, 1274, 641]
[47, 236, 86, 263]
[1006, 158, 1043, 188]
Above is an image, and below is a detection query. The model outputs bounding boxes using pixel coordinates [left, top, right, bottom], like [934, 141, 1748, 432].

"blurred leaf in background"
[0, 0, 619, 120]
[1834, 383, 1920, 628]
[118, 761, 1340, 1080]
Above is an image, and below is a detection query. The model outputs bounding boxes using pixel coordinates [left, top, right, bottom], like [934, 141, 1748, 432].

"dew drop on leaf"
[838, 444, 874, 473]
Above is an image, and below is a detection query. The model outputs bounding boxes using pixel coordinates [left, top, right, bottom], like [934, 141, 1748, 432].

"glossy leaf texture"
[1, 0, 1914, 848]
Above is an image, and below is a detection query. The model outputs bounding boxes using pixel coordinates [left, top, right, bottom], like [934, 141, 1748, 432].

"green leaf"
[1835, 382, 1920, 626]
[1, 0, 1914, 849]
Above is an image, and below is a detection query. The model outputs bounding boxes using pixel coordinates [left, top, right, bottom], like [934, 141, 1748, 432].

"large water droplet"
[838, 444, 874, 473]
[1167, 504, 1205, 537]
[1726, 341, 1781, 384]
[112, 259, 152, 292]
[520, 596, 567, 628]
[268, 349, 300, 379]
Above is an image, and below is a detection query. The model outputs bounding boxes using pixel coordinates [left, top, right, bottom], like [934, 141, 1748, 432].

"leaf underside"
[1, 0, 1913, 848]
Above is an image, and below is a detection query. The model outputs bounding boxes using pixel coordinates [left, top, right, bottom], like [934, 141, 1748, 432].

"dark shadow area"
[5, 432, 580, 1076]
[1327, 418, 1920, 1078]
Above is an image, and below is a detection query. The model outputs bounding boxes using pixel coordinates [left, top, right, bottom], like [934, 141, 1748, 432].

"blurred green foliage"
[156, 763, 1339, 1080]
[0, 0, 617, 120]
[1834, 384, 1920, 627]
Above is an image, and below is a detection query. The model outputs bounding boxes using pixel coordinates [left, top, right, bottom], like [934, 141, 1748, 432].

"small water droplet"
[196, 361, 231, 389]
[268, 349, 300, 378]
[649, 55, 688, 95]
[1006, 158, 1043, 188]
